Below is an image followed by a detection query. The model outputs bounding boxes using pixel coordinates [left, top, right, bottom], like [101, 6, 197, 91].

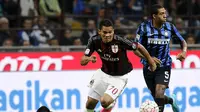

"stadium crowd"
[0, 0, 199, 47]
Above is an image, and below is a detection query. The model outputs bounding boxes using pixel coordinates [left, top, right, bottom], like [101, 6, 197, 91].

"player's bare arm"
[137, 43, 157, 71]
[134, 50, 161, 66]
[80, 55, 97, 66]
[176, 40, 187, 61]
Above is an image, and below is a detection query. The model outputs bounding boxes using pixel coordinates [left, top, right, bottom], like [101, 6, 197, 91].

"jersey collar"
[149, 20, 165, 29]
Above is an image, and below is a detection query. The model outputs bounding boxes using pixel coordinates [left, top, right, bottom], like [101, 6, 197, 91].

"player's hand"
[149, 62, 157, 72]
[147, 58, 157, 72]
[90, 55, 97, 63]
[152, 57, 161, 67]
[176, 51, 186, 61]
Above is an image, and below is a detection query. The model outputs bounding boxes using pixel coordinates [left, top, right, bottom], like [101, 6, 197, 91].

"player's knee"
[155, 88, 165, 98]
[155, 85, 166, 98]
[100, 97, 112, 108]
[86, 98, 98, 109]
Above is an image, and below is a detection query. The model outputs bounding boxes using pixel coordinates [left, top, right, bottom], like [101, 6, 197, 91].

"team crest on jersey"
[164, 31, 168, 36]
[111, 45, 118, 53]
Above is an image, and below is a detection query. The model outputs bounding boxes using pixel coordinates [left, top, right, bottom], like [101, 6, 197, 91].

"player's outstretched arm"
[80, 55, 97, 66]
[134, 50, 161, 66]
[137, 43, 157, 71]
[176, 40, 187, 61]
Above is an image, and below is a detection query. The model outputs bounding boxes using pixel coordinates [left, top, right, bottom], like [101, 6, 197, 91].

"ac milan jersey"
[84, 34, 138, 76]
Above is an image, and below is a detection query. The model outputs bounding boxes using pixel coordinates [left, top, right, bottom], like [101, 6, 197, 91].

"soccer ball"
[139, 100, 159, 112]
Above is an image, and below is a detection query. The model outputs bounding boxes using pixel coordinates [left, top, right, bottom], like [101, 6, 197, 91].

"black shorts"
[143, 66, 171, 90]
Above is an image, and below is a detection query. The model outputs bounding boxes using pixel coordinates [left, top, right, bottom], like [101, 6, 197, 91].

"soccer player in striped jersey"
[81, 19, 157, 112]
[135, 4, 187, 112]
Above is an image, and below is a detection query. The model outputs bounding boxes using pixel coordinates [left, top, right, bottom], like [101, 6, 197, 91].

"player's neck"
[152, 20, 162, 29]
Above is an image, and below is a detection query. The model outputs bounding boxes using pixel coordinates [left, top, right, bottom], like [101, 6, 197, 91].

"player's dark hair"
[36, 106, 50, 112]
[98, 19, 113, 30]
[151, 4, 164, 16]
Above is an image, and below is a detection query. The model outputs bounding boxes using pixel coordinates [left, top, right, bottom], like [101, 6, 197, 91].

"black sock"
[164, 95, 173, 104]
[155, 98, 165, 112]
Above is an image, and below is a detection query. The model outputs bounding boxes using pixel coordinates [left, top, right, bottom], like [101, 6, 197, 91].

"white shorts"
[88, 69, 130, 100]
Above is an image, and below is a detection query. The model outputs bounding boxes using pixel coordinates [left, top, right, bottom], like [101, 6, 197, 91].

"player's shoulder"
[114, 34, 133, 44]
[163, 22, 176, 30]
[137, 20, 151, 30]
[164, 21, 174, 26]
[139, 20, 151, 26]
[114, 34, 123, 40]
[114, 34, 128, 42]
[89, 34, 101, 41]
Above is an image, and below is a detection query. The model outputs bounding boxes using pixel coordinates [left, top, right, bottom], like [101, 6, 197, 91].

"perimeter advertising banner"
[0, 50, 199, 72]
[0, 69, 200, 112]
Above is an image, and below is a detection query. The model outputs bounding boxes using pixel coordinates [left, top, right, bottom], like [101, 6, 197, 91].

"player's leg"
[143, 67, 156, 97]
[99, 93, 116, 112]
[159, 67, 179, 112]
[85, 89, 100, 112]
[99, 74, 128, 112]
[155, 67, 179, 112]
[85, 69, 109, 112]
[154, 84, 167, 112]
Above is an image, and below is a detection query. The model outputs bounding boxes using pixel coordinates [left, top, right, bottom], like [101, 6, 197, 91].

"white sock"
[84, 109, 94, 112]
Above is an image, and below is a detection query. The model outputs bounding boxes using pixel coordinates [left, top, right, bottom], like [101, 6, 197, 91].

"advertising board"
[0, 50, 199, 72]
[0, 69, 199, 112]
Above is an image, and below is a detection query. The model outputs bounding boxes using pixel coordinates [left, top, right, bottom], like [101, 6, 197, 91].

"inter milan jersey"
[84, 34, 138, 76]
[136, 20, 184, 67]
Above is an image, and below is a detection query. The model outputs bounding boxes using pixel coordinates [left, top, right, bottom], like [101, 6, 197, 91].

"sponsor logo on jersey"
[148, 38, 170, 45]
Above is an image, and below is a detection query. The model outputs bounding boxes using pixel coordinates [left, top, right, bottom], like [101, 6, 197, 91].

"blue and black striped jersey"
[136, 20, 184, 67]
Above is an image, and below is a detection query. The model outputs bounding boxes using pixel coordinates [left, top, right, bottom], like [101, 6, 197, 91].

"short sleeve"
[119, 36, 138, 50]
[136, 24, 144, 43]
[84, 37, 95, 56]
[171, 24, 184, 41]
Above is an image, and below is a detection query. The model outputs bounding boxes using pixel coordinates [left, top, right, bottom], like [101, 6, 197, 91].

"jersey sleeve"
[120, 37, 138, 51]
[84, 37, 95, 56]
[136, 24, 145, 43]
[171, 24, 184, 41]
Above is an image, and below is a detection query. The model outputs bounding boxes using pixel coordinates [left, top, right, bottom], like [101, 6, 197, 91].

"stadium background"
[0, 0, 199, 112]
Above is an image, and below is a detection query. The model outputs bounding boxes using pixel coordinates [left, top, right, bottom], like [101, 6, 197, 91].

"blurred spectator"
[32, 16, 57, 46]
[124, 0, 144, 15]
[0, 0, 3, 16]
[191, 0, 200, 15]
[113, 0, 125, 16]
[50, 39, 59, 46]
[0, 17, 11, 46]
[17, 18, 36, 46]
[186, 34, 196, 49]
[39, 0, 61, 16]
[3, 38, 13, 47]
[81, 19, 97, 45]
[114, 18, 127, 36]
[87, 0, 104, 14]
[175, 17, 187, 38]
[73, 37, 82, 46]
[3, 0, 20, 27]
[176, 0, 188, 15]
[97, 8, 105, 23]
[20, 0, 38, 17]
[62, 0, 73, 14]
[73, 0, 85, 15]
[59, 29, 74, 46]
[97, 7, 114, 24]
